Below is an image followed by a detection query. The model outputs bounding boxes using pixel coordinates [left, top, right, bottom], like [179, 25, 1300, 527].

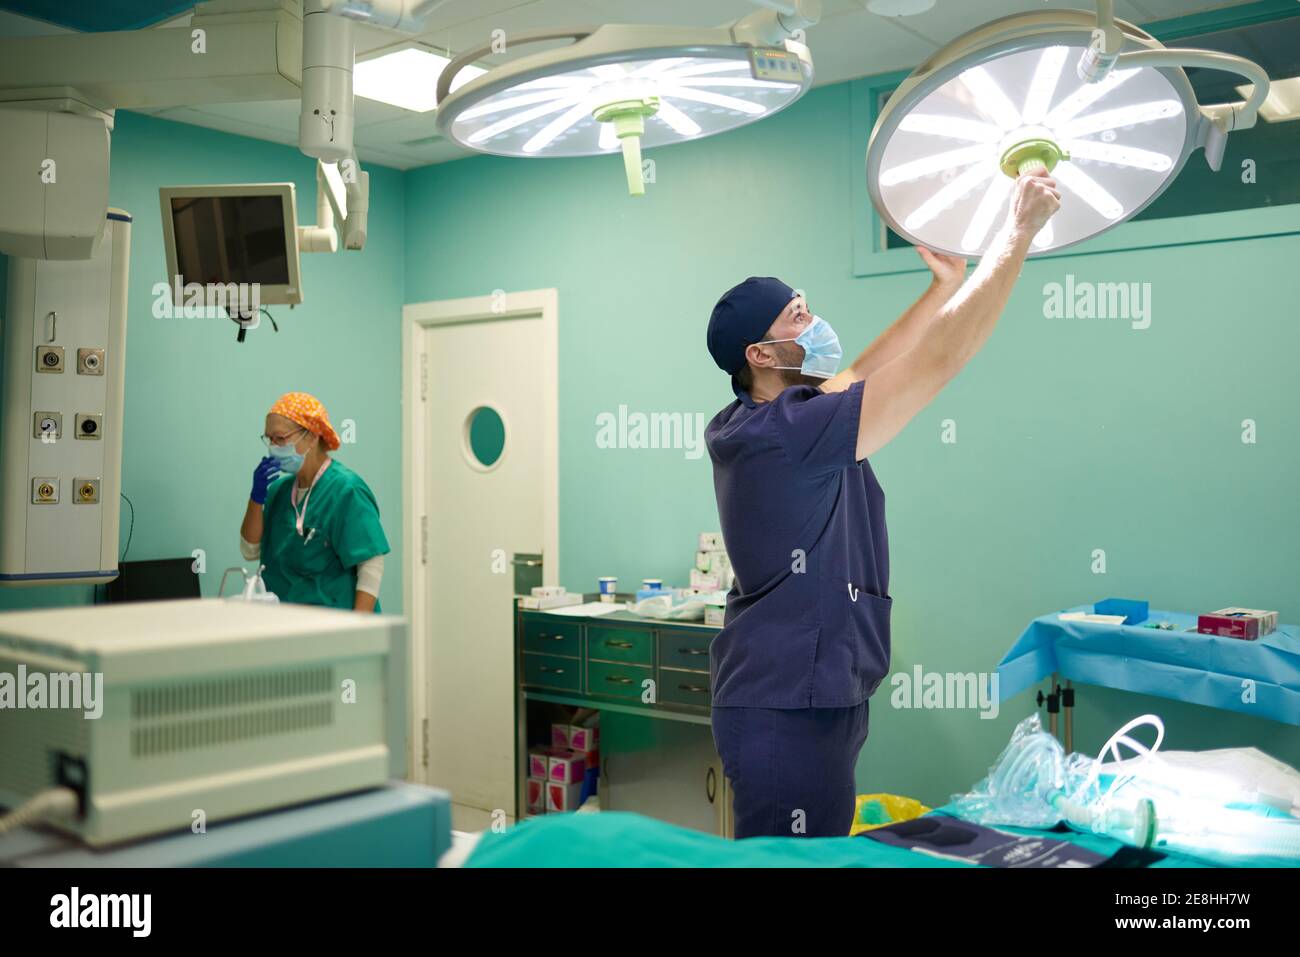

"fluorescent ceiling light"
[1236, 75, 1300, 122]
[354, 47, 486, 113]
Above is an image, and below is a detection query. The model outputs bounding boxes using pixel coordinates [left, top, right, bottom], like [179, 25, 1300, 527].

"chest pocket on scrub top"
[287, 527, 335, 578]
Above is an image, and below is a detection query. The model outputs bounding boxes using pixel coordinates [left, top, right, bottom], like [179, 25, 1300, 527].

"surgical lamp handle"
[435, 28, 595, 106]
[1116, 48, 1271, 131]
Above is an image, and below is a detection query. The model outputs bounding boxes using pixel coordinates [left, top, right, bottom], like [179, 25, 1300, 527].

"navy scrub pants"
[711, 700, 870, 839]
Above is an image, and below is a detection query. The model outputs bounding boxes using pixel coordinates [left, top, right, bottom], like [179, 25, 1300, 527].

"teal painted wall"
[1, 78, 1297, 809]
[0, 111, 406, 614]
[404, 81, 1300, 804]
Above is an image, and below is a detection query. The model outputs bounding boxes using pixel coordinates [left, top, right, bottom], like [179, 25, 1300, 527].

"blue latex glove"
[250, 455, 281, 505]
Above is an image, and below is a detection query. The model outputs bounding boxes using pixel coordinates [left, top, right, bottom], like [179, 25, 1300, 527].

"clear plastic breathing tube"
[955, 713, 1300, 865]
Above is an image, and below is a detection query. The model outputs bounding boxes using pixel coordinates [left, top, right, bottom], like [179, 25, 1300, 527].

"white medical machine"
[0, 599, 405, 846]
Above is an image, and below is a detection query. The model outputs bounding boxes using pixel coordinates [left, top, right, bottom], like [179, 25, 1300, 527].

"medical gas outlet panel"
[0, 212, 130, 585]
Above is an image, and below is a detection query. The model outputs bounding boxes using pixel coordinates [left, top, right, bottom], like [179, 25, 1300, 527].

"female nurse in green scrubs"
[239, 392, 390, 612]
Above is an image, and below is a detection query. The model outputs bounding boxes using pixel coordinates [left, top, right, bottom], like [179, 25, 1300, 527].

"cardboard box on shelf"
[547, 780, 585, 812]
[568, 711, 600, 752]
[526, 777, 546, 815]
[547, 750, 587, 785]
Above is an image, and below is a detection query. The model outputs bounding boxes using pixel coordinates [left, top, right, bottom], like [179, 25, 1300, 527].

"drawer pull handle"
[678, 683, 708, 694]
[678, 648, 708, 656]
[538, 634, 566, 641]
[538, 666, 565, 674]
[604, 640, 634, 649]
[605, 675, 635, 685]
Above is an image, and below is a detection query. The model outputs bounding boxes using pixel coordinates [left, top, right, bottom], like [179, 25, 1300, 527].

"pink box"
[550, 723, 571, 749]
[568, 717, 600, 752]
[548, 749, 587, 785]
[526, 778, 546, 815]
[546, 781, 584, 812]
[527, 747, 549, 779]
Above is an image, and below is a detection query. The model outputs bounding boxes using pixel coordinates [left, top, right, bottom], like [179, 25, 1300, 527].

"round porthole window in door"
[464, 404, 507, 471]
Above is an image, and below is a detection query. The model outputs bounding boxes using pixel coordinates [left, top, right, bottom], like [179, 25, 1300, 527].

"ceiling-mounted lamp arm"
[730, 0, 822, 46]
[1116, 48, 1271, 172]
[1078, 0, 1124, 82]
[1117, 49, 1270, 131]
[434, 29, 596, 106]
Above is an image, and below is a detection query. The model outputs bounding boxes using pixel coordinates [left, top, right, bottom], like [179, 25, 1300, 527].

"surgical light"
[866, 5, 1271, 256]
[434, 7, 819, 196]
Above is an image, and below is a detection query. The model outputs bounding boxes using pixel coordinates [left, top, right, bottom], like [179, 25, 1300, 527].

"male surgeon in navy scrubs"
[704, 173, 1060, 838]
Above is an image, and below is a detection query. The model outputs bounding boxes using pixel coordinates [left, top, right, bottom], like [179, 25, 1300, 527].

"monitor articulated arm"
[0, 0, 437, 260]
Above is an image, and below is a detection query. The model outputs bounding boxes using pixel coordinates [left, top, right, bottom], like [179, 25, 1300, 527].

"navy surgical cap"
[707, 277, 797, 385]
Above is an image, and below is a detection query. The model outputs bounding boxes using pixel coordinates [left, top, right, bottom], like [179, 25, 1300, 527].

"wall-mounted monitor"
[159, 183, 302, 309]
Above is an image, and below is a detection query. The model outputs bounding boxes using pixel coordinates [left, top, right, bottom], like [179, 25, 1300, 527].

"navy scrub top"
[704, 378, 891, 709]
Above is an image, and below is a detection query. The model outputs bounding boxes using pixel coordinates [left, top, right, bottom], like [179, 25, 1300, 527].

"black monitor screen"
[170, 194, 291, 287]
[106, 558, 201, 603]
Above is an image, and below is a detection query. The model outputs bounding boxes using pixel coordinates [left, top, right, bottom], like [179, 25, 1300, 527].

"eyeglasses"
[260, 427, 307, 449]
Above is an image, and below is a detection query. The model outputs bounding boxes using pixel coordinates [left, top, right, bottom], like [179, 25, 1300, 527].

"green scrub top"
[260, 459, 390, 612]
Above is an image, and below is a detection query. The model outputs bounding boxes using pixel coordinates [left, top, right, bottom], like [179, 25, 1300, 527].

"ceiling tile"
[866, 0, 1111, 47]
[355, 112, 443, 150]
[805, 10, 938, 85]
[146, 105, 299, 147]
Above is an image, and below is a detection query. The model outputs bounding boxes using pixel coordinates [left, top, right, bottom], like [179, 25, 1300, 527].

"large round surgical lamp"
[866, 2, 1271, 256]
[434, 2, 821, 196]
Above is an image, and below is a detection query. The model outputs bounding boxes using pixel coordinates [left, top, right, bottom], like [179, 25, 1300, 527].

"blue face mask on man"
[757, 315, 843, 379]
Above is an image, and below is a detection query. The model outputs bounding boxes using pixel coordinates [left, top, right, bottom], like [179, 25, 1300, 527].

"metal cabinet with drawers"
[514, 605, 732, 837]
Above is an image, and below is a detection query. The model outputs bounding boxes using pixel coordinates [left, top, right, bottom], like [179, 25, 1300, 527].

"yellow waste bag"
[850, 793, 932, 836]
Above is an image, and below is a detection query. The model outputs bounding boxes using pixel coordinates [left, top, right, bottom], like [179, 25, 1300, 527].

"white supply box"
[0, 598, 403, 846]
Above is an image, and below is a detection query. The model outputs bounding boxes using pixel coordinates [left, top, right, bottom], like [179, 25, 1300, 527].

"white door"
[404, 291, 558, 821]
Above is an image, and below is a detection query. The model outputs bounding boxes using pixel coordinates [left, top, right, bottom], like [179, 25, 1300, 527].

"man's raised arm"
[836, 172, 1060, 460]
